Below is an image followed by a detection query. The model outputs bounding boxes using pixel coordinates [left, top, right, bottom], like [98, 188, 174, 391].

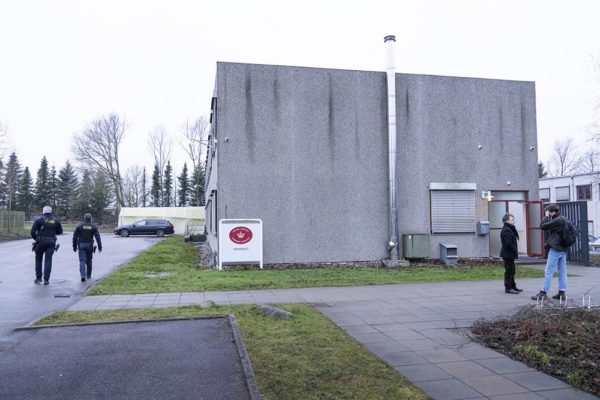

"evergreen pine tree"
[142, 166, 147, 207]
[49, 165, 58, 211]
[16, 167, 34, 218]
[177, 163, 189, 207]
[0, 159, 6, 209]
[150, 163, 161, 207]
[190, 164, 205, 206]
[163, 161, 173, 207]
[4, 152, 22, 211]
[90, 171, 113, 224]
[34, 156, 51, 211]
[57, 161, 79, 219]
[72, 169, 93, 219]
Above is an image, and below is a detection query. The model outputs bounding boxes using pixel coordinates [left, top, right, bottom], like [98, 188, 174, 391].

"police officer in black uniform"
[31, 206, 63, 285]
[72, 213, 102, 282]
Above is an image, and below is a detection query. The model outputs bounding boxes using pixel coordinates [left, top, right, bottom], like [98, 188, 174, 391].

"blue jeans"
[542, 248, 568, 292]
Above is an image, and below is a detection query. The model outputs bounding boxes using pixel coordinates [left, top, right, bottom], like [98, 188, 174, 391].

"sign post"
[218, 219, 263, 270]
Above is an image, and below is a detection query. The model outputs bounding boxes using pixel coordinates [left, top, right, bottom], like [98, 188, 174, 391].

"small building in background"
[539, 172, 599, 237]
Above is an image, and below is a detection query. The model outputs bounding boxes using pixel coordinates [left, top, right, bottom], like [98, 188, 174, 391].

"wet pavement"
[1, 317, 257, 400]
[0, 234, 160, 337]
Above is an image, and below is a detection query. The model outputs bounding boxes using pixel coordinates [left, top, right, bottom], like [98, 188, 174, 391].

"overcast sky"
[1, 0, 599, 177]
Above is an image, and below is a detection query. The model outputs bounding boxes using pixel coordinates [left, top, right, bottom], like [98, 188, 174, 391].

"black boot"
[531, 290, 547, 300]
[552, 291, 565, 300]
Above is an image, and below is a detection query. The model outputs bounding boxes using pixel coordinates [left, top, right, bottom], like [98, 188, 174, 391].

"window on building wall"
[430, 190, 476, 233]
[206, 198, 212, 234]
[555, 186, 570, 202]
[539, 188, 550, 203]
[589, 221, 594, 238]
[577, 184, 592, 201]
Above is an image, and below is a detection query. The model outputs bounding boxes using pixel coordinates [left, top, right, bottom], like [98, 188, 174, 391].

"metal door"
[525, 201, 543, 256]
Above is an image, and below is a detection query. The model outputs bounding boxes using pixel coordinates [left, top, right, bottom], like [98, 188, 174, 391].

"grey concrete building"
[205, 61, 541, 265]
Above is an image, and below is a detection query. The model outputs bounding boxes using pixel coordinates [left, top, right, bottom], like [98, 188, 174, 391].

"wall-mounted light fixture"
[481, 190, 494, 202]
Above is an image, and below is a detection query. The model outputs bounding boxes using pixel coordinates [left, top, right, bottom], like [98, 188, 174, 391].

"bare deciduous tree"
[72, 113, 126, 208]
[575, 149, 599, 173]
[178, 117, 209, 171]
[123, 165, 145, 207]
[147, 125, 172, 202]
[0, 122, 9, 158]
[549, 138, 577, 176]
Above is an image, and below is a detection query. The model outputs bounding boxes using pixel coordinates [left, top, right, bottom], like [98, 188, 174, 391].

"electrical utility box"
[402, 234, 430, 258]
[476, 221, 490, 236]
[439, 242, 458, 266]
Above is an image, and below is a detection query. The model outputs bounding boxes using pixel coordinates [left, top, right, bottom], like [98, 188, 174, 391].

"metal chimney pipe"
[384, 35, 399, 260]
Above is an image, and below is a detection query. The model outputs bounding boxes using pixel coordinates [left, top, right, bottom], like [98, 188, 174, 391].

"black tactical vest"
[39, 217, 59, 238]
[78, 223, 95, 242]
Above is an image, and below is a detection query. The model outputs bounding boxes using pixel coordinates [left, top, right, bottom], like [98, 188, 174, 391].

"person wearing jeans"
[531, 204, 568, 301]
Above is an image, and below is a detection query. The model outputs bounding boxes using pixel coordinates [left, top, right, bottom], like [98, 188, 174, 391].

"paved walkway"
[69, 265, 600, 400]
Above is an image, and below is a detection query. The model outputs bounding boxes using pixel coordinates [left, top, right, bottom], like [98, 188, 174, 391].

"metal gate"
[556, 201, 589, 265]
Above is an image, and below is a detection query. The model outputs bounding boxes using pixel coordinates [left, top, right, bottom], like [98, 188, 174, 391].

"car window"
[135, 220, 146, 226]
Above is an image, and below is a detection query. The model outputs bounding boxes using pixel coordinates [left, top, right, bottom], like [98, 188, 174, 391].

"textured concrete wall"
[208, 62, 538, 264]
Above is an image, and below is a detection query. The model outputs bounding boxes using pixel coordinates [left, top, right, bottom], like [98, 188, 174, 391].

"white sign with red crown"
[218, 219, 263, 270]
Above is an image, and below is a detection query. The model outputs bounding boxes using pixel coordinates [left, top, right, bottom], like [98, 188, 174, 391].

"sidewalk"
[69, 265, 600, 400]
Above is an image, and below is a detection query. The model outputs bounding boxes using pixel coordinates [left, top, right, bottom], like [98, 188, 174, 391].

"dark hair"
[544, 204, 560, 214]
[502, 213, 514, 223]
[84, 213, 92, 222]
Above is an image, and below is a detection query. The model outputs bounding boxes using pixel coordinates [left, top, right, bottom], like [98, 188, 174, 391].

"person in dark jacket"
[500, 213, 522, 294]
[72, 213, 102, 282]
[31, 206, 63, 285]
[531, 204, 568, 301]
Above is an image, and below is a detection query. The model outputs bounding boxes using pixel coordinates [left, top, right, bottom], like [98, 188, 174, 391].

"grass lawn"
[88, 236, 545, 295]
[0, 228, 29, 241]
[36, 304, 430, 400]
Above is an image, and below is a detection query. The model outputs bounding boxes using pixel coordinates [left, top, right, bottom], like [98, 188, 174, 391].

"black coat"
[540, 215, 567, 251]
[500, 223, 519, 259]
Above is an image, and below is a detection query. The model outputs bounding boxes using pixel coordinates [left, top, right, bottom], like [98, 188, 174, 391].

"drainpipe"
[384, 35, 400, 260]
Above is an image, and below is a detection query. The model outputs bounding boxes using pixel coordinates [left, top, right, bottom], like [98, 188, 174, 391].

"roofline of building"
[539, 171, 600, 180]
[215, 61, 536, 85]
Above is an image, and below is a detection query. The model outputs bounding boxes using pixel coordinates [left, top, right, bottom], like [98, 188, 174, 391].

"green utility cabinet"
[402, 234, 430, 259]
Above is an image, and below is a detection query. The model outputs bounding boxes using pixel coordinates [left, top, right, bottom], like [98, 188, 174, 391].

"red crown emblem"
[229, 227, 252, 244]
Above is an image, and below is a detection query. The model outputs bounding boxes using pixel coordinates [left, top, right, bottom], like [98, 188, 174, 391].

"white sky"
[1, 0, 599, 176]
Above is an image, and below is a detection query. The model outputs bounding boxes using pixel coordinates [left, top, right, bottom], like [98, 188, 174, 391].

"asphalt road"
[0, 233, 160, 338]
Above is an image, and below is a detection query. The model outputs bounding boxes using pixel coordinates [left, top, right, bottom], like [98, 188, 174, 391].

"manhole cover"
[144, 272, 171, 278]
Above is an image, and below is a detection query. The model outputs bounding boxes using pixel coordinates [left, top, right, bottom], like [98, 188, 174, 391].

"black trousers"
[502, 257, 516, 290]
[35, 240, 56, 281]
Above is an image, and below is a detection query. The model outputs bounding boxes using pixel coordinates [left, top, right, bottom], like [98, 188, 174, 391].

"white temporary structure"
[118, 207, 205, 235]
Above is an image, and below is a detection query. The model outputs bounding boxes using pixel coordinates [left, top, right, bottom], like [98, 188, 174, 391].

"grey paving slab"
[503, 372, 569, 391]
[393, 363, 454, 382]
[364, 340, 410, 354]
[536, 388, 600, 400]
[416, 349, 468, 363]
[436, 360, 495, 379]
[418, 378, 485, 400]
[489, 393, 546, 400]
[461, 375, 529, 397]
[384, 351, 431, 366]
[475, 357, 536, 374]
[349, 331, 390, 343]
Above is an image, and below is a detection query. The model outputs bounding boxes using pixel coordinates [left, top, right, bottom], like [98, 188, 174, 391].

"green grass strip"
[89, 236, 545, 295]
